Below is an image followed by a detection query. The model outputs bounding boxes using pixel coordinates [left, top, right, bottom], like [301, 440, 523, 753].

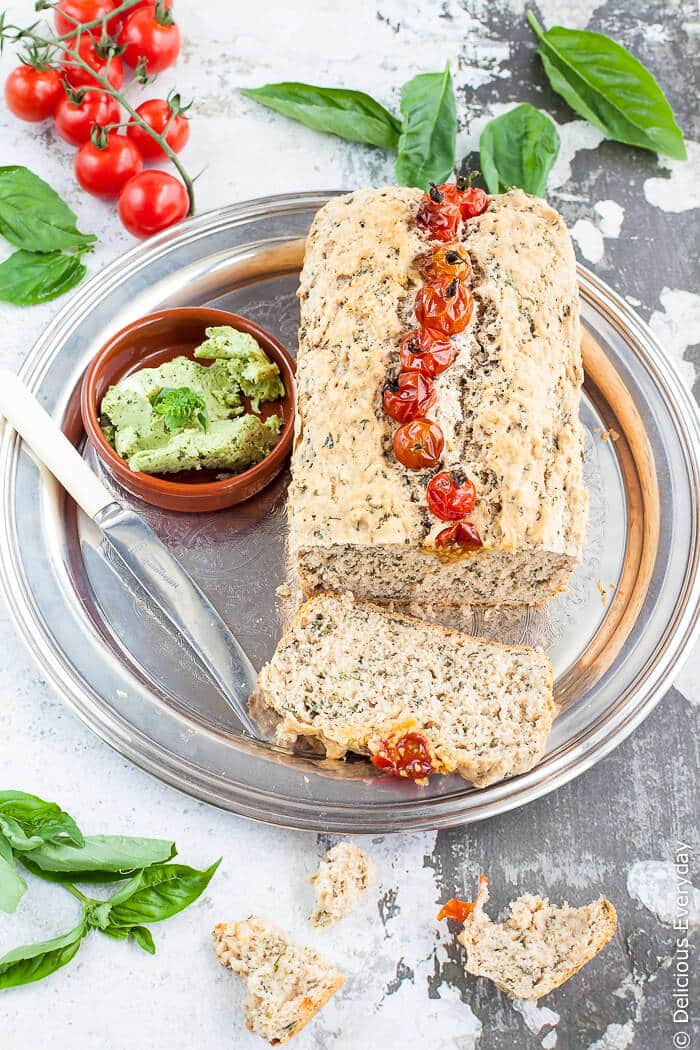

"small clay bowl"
[81, 307, 296, 512]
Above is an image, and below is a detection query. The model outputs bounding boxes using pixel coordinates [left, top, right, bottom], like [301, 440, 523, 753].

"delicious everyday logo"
[671, 840, 693, 1047]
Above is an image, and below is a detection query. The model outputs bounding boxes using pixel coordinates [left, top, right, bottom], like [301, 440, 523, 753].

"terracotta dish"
[81, 307, 296, 512]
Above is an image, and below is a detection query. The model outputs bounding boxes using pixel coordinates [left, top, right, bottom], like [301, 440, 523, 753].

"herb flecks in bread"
[309, 842, 372, 927]
[449, 875, 617, 1000]
[212, 915, 344, 1044]
[252, 593, 555, 788]
[289, 185, 587, 605]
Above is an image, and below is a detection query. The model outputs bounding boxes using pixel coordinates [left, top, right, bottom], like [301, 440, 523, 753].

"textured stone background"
[0, 1, 698, 1048]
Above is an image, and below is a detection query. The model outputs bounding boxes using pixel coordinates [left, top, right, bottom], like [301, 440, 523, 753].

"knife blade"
[0, 369, 261, 739]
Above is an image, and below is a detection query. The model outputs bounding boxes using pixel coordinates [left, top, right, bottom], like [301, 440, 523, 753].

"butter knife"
[0, 370, 260, 738]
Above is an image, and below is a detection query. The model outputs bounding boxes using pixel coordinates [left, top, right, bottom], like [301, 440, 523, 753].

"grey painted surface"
[0, 1, 697, 1048]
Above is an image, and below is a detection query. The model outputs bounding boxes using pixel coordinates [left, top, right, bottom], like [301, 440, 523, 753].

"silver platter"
[1, 192, 698, 832]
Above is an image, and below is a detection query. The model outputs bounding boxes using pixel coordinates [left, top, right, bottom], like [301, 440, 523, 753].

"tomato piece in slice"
[415, 276, 474, 336]
[393, 418, 444, 470]
[435, 521, 483, 550]
[437, 898, 477, 922]
[426, 470, 476, 521]
[383, 370, 437, 424]
[371, 732, 434, 780]
[399, 328, 457, 378]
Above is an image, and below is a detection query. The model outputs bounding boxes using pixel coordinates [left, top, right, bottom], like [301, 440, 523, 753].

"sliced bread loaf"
[456, 875, 617, 999]
[309, 842, 372, 927]
[253, 593, 555, 787]
[212, 915, 344, 1044]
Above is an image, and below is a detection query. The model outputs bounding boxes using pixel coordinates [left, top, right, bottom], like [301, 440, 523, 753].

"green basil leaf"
[0, 835, 26, 914]
[100, 923, 156, 954]
[395, 63, 457, 189]
[21, 835, 177, 881]
[479, 103, 560, 196]
[527, 12, 686, 161]
[0, 791, 83, 848]
[0, 249, 88, 306]
[240, 83, 400, 151]
[0, 922, 84, 989]
[0, 167, 97, 252]
[107, 859, 221, 926]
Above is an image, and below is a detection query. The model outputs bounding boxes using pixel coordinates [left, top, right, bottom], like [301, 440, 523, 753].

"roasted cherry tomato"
[371, 732, 434, 780]
[54, 0, 119, 37]
[399, 328, 457, 378]
[393, 418, 444, 470]
[383, 370, 436, 424]
[426, 470, 477, 521]
[75, 129, 142, 197]
[119, 3, 181, 73]
[415, 276, 474, 336]
[422, 243, 471, 282]
[416, 189, 462, 243]
[54, 88, 120, 145]
[118, 170, 189, 237]
[437, 898, 476, 922]
[4, 64, 63, 122]
[126, 97, 189, 159]
[436, 180, 489, 220]
[63, 34, 124, 90]
[435, 521, 483, 550]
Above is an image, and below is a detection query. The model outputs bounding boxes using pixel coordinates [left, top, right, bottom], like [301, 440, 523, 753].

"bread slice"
[309, 842, 372, 927]
[212, 915, 344, 1044]
[253, 593, 555, 788]
[289, 186, 587, 606]
[456, 875, 617, 999]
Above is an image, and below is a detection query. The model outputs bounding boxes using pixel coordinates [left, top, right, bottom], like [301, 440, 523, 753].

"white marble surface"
[0, 2, 698, 1048]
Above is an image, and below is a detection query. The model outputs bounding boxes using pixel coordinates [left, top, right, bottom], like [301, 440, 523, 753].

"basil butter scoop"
[99, 326, 284, 475]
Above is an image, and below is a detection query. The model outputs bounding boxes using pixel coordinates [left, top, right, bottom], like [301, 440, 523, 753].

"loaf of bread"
[289, 186, 587, 605]
[253, 593, 555, 787]
[456, 875, 617, 999]
[212, 915, 344, 1044]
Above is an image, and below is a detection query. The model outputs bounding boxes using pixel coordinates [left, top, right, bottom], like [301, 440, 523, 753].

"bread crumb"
[212, 916, 343, 1044]
[276, 583, 292, 599]
[310, 842, 372, 927]
[596, 580, 608, 606]
[600, 427, 620, 442]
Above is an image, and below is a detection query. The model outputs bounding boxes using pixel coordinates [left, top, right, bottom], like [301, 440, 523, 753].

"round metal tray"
[1, 192, 698, 832]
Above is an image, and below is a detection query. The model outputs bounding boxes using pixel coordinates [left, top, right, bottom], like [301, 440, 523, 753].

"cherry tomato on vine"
[426, 470, 476, 521]
[75, 130, 142, 197]
[415, 276, 474, 336]
[118, 171, 188, 238]
[434, 521, 483, 550]
[422, 243, 471, 282]
[399, 328, 457, 378]
[54, 89, 120, 145]
[4, 64, 63, 122]
[128, 0, 173, 11]
[371, 732, 434, 779]
[62, 34, 124, 90]
[126, 98, 189, 159]
[119, 4, 181, 73]
[393, 418, 444, 470]
[382, 371, 436, 424]
[54, 0, 120, 37]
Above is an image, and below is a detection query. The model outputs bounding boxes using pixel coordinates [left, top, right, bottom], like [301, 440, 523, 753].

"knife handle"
[0, 369, 113, 520]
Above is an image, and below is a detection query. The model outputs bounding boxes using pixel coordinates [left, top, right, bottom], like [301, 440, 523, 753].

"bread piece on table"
[212, 915, 344, 1044]
[309, 842, 372, 927]
[457, 875, 617, 999]
[253, 593, 555, 788]
[289, 186, 587, 606]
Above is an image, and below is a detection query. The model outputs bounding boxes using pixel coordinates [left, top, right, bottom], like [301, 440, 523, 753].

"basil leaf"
[0, 791, 83, 848]
[0, 249, 88, 306]
[0, 835, 26, 914]
[100, 923, 156, 954]
[479, 103, 560, 196]
[395, 63, 457, 189]
[152, 386, 209, 433]
[527, 12, 686, 161]
[0, 922, 84, 989]
[107, 859, 221, 926]
[0, 167, 96, 252]
[21, 835, 177, 880]
[240, 83, 400, 151]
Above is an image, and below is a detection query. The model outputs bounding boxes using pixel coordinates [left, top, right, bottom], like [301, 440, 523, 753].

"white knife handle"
[0, 369, 114, 520]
